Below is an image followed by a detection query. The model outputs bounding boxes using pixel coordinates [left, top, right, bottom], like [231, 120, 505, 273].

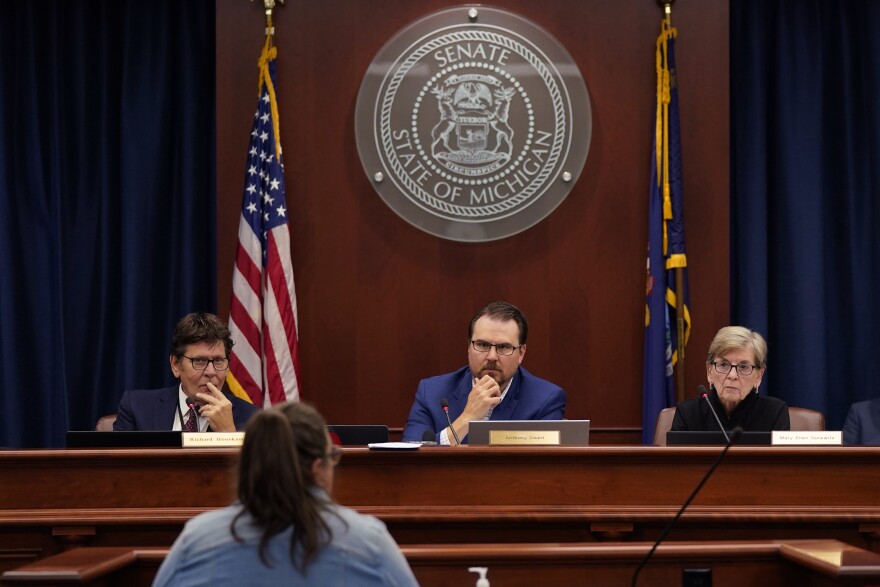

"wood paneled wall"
[215, 1, 729, 442]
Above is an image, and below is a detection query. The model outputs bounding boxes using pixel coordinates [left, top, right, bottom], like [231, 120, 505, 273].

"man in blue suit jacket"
[114, 385, 258, 432]
[843, 398, 880, 445]
[114, 313, 259, 432]
[402, 301, 566, 444]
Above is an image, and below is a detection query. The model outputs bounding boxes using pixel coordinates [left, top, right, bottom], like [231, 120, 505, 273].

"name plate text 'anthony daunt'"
[488, 429, 561, 446]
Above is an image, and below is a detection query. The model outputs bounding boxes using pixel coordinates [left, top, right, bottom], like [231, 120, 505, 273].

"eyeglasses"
[324, 447, 342, 466]
[710, 360, 758, 376]
[184, 356, 229, 371]
[470, 340, 522, 356]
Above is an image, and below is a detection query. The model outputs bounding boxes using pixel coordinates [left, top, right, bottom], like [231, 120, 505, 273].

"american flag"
[226, 46, 301, 408]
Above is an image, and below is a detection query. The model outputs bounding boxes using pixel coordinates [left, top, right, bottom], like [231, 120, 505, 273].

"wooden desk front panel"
[2, 446, 880, 563]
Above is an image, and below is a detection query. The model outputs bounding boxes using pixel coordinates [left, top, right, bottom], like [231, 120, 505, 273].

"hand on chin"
[481, 370, 502, 384]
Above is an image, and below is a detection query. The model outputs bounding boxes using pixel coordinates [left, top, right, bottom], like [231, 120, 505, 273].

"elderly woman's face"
[706, 347, 765, 412]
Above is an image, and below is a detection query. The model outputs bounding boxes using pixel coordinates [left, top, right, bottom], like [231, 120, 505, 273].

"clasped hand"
[462, 375, 502, 420]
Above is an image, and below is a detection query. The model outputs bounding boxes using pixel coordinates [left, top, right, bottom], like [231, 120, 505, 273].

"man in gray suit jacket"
[114, 313, 259, 432]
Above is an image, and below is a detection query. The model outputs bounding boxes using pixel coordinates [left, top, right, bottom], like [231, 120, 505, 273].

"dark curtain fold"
[0, 1, 216, 448]
[731, 0, 880, 428]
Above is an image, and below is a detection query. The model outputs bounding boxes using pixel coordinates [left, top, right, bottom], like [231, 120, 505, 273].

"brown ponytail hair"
[231, 402, 337, 571]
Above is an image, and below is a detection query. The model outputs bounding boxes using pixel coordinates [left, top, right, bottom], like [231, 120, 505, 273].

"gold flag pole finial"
[254, 0, 284, 39]
[658, 0, 674, 19]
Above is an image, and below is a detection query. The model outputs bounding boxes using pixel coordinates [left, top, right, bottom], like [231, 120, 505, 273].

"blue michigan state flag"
[642, 15, 691, 444]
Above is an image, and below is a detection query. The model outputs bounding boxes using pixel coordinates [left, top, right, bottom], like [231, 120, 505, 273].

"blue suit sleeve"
[843, 405, 861, 445]
[229, 394, 260, 431]
[401, 380, 438, 442]
[536, 386, 566, 420]
[113, 390, 136, 431]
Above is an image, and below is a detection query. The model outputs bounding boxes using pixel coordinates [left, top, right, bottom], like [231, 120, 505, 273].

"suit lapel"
[156, 387, 179, 430]
[450, 369, 473, 418]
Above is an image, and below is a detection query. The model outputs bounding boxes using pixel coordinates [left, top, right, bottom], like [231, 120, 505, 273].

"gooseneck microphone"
[440, 398, 461, 446]
[631, 425, 743, 586]
[699, 384, 730, 443]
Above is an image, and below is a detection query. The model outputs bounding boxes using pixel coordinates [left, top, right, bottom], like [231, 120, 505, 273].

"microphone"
[631, 426, 743, 586]
[440, 398, 461, 446]
[179, 397, 200, 432]
[699, 384, 730, 443]
[185, 397, 201, 415]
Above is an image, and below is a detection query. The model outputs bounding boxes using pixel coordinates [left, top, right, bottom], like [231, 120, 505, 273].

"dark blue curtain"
[731, 0, 880, 428]
[0, 1, 216, 448]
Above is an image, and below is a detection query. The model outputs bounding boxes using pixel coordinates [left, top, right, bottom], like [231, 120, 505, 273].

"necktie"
[184, 408, 197, 432]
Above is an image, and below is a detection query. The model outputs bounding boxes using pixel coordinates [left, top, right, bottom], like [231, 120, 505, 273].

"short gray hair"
[706, 326, 768, 368]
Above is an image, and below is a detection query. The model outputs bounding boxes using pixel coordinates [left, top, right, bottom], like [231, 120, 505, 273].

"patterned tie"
[183, 408, 197, 432]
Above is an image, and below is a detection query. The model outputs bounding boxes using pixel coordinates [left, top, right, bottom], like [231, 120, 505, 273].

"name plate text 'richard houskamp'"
[181, 432, 245, 447]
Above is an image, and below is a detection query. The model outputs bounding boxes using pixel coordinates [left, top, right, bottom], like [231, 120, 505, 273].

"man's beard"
[479, 361, 505, 386]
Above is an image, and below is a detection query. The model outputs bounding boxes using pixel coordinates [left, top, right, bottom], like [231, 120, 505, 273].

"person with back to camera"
[152, 401, 418, 586]
[671, 326, 790, 432]
[401, 300, 566, 445]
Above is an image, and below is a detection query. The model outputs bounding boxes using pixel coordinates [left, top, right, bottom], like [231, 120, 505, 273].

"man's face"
[467, 316, 526, 387]
[169, 340, 228, 404]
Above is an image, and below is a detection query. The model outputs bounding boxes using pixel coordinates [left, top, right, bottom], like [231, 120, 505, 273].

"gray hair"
[706, 326, 768, 368]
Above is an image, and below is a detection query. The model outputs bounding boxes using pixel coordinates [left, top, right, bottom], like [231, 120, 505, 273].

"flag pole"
[254, 0, 284, 39]
[657, 0, 675, 14]
[657, 0, 686, 403]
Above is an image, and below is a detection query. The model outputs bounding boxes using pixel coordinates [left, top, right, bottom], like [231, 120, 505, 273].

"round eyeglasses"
[470, 340, 522, 356]
[184, 356, 229, 371]
[710, 360, 757, 376]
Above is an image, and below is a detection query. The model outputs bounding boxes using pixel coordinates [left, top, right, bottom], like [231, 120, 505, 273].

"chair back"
[95, 414, 117, 432]
[789, 407, 825, 431]
[653, 407, 677, 446]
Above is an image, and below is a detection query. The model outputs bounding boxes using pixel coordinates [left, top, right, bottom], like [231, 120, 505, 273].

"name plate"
[488, 430, 561, 446]
[182, 432, 245, 447]
[771, 431, 842, 446]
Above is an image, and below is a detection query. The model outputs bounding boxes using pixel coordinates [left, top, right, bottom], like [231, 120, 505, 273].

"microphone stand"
[631, 427, 742, 586]
[440, 398, 462, 445]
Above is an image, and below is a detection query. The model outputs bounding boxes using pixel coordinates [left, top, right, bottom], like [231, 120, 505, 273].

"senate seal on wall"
[355, 5, 592, 242]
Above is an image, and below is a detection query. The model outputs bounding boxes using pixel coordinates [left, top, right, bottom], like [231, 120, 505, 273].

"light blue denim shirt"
[152, 494, 418, 586]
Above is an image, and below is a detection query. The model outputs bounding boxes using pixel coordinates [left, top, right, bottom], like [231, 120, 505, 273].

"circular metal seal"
[355, 5, 592, 242]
